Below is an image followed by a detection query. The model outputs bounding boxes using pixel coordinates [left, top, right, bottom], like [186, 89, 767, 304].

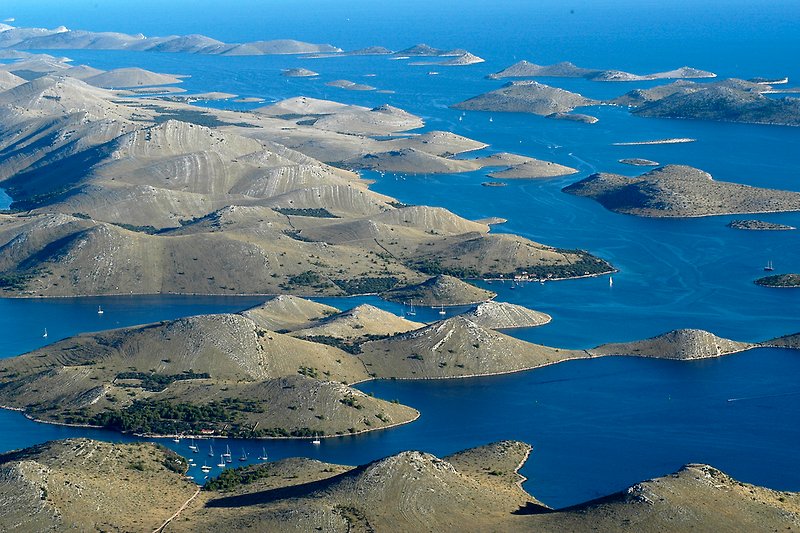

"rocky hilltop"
[460, 301, 552, 329]
[763, 331, 800, 348]
[2, 300, 796, 438]
[0, 439, 196, 532]
[562, 165, 800, 217]
[589, 329, 754, 360]
[4, 438, 797, 532]
[0, 74, 612, 297]
[358, 316, 585, 379]
[0, 311, 420, 438]
[290, 303, 424, 341]
[452, 81, 599, 115]
[382, 274, 496, 306]
[488, 59, 715, 82]
[0, 22, 339, 55]
[612, 78, 800, 126]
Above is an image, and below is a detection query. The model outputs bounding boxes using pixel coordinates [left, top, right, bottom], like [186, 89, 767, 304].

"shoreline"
[0, 344, 787, 444]
[0, 268, 612, 300]
[613, 207, 800, 219]
[0, 404, 422, 442]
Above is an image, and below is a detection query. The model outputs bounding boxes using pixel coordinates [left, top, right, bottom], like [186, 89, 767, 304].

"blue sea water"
[0, 0, 799, 508]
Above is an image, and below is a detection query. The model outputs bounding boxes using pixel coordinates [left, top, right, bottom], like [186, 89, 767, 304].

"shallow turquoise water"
[0, 0, 798, 508]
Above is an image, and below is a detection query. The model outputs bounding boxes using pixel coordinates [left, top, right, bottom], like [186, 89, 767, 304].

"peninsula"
[1, 298, 797, 437]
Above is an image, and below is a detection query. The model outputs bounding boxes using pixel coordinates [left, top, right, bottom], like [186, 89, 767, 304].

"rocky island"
[562, 165, 800, 217]
[488, 59, 716, 82]
[452, 81, 599, 116]
[619, 158, 660, 166]
[611, 78, 800, 126]
[727, 219, 796, 230]
[755, 273, 800, 288]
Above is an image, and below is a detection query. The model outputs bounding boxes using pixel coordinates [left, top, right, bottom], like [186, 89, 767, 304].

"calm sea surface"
[0, 0, 798, 508]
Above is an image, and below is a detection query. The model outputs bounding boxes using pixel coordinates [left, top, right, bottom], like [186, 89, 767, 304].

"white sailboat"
[188, 438, 198, 453]
[217, 455, 225, 468]
[97, 305, 104, 315]
[407, 300, 416, 316]
[258, 448, 268, 461]
[311, 436, 321, 445]
[239, 448, 248, 461]
[42, 328, 48, 338]
[438, 305, 446, 315]
[225, 444, 232, 463]
[201, 462, 211, 473]
[609, 276, 614, 287]
[764, 260, 774, 272]
[208, 444, 214, 457]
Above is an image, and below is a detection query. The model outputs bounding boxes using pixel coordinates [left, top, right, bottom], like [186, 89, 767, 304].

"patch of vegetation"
[149, 107, 246, 128]
[296, 334, 386, 354]
[273, 207, 339, 218]
[333, 277, 398, 295]
[0, 272, 34, 291]
[281, 270, 331, 290]
[297, 366, 320, 379]
[334, 504, 374, 532]
[86, 397, 262, 436]
[115, 370, 211, 392]
[161, 447, 189, 474]
[282, 229, 315, 242]
[128, 460, 146, 471]
[256, 427, 322, 438]
[204, 464, 272, 491]
[110, 222, 161, 234]
[410, 259, 480, 278]
[340, 395, 363, 409]
[483, 250, 612, 280]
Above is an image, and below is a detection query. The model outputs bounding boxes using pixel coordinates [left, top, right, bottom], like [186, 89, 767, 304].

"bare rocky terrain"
[2, 438, 797, 532]
[562, 165, 800, 217]
[459, 301, 552, 329]
[0, 22, 340, 56]
[0, 72, 612, 297]
[488, 59, 716, 82]
[4, 299, 785, 439]
[381, 274, 496, 305]
[612, 78, 800, 126]
[452, 81, 599, 115]
[357, 316, 586, 379]
[0, 439, 197, 532]
[589, 329, 755, 360]
[727, 219, 796, 230]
